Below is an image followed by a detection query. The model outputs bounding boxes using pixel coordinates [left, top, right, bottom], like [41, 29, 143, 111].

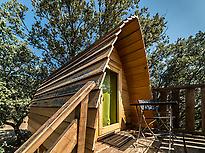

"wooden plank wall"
[116, 19, 152, 126]
[116, 19, 152, 101]
[28, 35, 119, 152]
[29, 95, 99, 151]
[108, 48, 132, 129]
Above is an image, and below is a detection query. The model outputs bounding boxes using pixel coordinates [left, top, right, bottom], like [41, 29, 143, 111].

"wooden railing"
[15, 81, 96, 153]
[153, 84, 205, 133]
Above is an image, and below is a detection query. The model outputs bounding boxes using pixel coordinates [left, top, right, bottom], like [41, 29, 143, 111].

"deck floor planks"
[95, 131, 205, 153]
[95, 131, 154, 153]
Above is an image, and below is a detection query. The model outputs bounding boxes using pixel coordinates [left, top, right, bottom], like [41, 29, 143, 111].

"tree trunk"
[14, 126, 23, 146]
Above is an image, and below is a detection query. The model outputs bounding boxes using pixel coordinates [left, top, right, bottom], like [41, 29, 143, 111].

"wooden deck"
[95, 131, 205, 153]
[95, 131, 155, 153]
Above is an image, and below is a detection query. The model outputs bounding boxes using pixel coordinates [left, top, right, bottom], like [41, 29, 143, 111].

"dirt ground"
[0, 117, 28, 131]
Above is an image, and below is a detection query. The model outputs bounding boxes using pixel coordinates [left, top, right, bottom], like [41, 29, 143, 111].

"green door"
[102, 69, 118, 127]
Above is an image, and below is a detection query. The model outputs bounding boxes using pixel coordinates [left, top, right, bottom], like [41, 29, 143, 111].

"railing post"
[171, 89, 180, 129]
[201, 87, 205, 133]
[77, 95, 89, 153]
[185, 88, 195, 131]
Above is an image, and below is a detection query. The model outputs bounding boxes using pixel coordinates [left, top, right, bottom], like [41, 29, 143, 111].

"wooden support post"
[172, 90, 180, 129]
[185, 88, 195, 131]
[77, 95, 89, 153]
[201, 87, 205, 133]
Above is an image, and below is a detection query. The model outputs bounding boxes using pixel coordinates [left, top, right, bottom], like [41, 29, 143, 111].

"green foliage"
[150, 31, 205, 87]
[0, 0, 47, 96]
[0, 0, 47, 142]
[29, 0, 166, 72]
[0, 82, 29, 127]
[0, 146, 4, 153]
[94, 0, 140, 38]
[29, 0, 96, 70]
[136, 7, 168, 49]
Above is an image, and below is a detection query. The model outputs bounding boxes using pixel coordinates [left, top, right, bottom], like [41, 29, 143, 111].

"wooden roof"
[31, 16, 152, 108]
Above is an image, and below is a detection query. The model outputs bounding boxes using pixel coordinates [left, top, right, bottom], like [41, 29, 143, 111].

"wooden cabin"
[26, 16, 152, 153]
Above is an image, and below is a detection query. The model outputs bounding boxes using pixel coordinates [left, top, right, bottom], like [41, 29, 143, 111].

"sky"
[139, 0, 205, 42]
[2, 0, 205, 44]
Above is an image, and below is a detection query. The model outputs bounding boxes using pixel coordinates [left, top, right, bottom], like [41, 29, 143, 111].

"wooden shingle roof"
[31, 16, 152, 108]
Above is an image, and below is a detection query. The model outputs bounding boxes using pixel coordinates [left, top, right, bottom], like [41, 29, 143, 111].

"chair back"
[138, 100, 159, 111]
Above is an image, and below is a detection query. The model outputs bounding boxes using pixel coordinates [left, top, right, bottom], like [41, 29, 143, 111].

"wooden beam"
[153, 84, 205, 91]
[118, 19, 139, 40]
[77, 95, 89, 153]
[15, 81, 95, 153]
[185, 88, 195, 131]
[47, 119, 78, 153]
[201, 87, 205, 133]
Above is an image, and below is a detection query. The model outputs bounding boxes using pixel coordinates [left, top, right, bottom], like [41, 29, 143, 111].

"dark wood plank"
[159, 91, 167, 113]
[117, 30, 142, 50]
[185, 88, 195, 131]
[201, 87, 205, 133]
[117, 40, 144, 57]
[40, 34, 117, 87]
[37, 47, 111, 93]
[31, 89, 101, 108]
[35, 60, 106, 96]
[171, 89, 180, 129]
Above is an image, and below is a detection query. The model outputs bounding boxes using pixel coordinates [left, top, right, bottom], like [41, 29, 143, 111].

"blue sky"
[2, 0, 205, 43]
[139, 0, 205, 42]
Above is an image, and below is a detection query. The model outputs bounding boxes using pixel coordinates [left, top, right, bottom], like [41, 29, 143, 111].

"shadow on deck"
[95, 130, 205, 153]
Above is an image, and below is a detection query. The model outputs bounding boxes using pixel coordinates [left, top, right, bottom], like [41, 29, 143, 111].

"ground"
[0, 117, 30, 153]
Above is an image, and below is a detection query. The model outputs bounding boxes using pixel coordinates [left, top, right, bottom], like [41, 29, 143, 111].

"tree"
[0, 82, 29, 144]
[29, 0, 167, 72]
[136, 7, 168, 50]
[149, 32, 205, 129]
[149, 31, 205, 87]
[0, 0, 47, 144]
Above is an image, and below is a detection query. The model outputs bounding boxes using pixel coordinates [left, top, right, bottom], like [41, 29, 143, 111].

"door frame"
[98, 64, 122, 136]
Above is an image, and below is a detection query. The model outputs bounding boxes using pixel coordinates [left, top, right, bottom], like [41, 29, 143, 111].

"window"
[102, 69, 118, 127]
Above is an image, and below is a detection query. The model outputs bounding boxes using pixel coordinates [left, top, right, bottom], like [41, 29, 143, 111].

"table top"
[130, 101, 177, 106]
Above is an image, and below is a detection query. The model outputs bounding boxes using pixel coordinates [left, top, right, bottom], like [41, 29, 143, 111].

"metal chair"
[132, 100, 177, 153]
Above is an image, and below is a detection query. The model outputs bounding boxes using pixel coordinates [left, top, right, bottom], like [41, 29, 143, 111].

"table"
[131, 101, 178, 152]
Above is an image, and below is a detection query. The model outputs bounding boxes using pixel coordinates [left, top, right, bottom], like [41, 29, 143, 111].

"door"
[101, 69, 119, 130]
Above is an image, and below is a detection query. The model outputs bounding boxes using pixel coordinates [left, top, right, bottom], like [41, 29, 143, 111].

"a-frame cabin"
[24, 16, 152, 153]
